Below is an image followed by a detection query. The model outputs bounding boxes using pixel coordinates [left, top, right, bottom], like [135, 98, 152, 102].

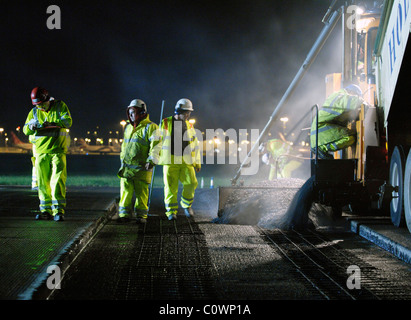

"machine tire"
[389, 146, 405, 227]
[403, 149, 411, 233]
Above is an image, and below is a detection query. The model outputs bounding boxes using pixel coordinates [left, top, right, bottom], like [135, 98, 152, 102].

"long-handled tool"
[231, 5, 341, 186]
[147, 100, 165, 212]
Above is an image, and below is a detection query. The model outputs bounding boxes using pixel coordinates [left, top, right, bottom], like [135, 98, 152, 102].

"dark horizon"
[1, 0, 341, 142]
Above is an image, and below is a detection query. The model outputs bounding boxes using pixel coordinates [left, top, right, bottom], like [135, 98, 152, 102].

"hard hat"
[175, 98, 194, 114]
[344, 84, 362, 97]
[31, 87, 50, 105]
[127, 99, 147, 114]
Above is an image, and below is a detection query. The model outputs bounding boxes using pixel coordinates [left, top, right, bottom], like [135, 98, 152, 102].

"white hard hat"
[127, 99, 147, 113]
[175, 98, 194, 113]
[344, 84, 362, 97]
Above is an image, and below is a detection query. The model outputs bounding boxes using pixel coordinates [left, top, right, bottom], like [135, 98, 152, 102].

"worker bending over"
[261, 136, 303, 179]
[23, 87, 72, 221]
[117, 99, 161, 223]
[310, 84, 367, 159]
[158, 98, 201, 220]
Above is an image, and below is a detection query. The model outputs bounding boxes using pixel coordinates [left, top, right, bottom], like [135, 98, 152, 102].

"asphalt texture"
[1, 184, 411, 305]
[0, 186, 117, 300]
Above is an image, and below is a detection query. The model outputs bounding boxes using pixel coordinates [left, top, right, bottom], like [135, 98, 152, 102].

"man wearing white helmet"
[310, 84, 368, 159]
[117, 99, 161, 223]
[158, 98, 201, 220]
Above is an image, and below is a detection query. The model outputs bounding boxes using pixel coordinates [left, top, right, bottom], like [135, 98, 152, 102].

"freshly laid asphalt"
[1, 184, 411, 302]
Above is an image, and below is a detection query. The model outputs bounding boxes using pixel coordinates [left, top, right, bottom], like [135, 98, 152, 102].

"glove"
[28, 119, 40, 130]
[262, 153, 271, 165]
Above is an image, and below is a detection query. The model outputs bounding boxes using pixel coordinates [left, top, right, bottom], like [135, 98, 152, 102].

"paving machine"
[227, 0, 411, 233]
[311, 0, 411, 233]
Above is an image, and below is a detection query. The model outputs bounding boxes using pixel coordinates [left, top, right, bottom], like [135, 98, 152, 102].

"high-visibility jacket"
[118, 115, 161, 181]
[310, 89, 363, 151]
[23, 100, 72, 154]
[266, 139, 290, 162]
[266, 139, 302, 179]
[158, 116, 201, 169]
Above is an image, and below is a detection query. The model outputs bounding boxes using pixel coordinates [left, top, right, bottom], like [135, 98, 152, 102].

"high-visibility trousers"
[31, 156, 38, 190]
[31, 145, 38, 190]
[269, 160, 302, 180]
[163, 164, 198, 217]
[314, 124, 356, 153]
[36, 153, 67, 216]
[119, 173, 151, 219]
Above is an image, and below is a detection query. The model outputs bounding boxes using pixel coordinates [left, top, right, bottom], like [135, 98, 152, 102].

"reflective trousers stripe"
[163, 164, 198, 212]
[310, 123, 356, 152]
[36, 153, 67, 215]
[181, 196, 194, 207]
[119, 176, 150, 218]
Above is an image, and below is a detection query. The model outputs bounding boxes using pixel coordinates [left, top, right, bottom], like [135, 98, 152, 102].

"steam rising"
[4, 1, 341, 147]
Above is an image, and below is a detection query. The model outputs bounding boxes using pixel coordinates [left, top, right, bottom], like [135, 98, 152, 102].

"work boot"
[54, 214, 64, 222]
[35, 212, 53, 220]
[136, 217, 147, 224]
[184, 207, 194, 217]
[168, 213, 177, 221]
[117, 216, 130, 223]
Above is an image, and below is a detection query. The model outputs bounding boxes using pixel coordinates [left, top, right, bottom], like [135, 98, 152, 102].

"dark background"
[0, 0, 342, 140]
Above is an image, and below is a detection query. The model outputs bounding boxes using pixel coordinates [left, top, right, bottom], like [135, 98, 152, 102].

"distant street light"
[120, 120, 127, 133]
[280, 117, 289, 135]
[0, 128, 3, 147]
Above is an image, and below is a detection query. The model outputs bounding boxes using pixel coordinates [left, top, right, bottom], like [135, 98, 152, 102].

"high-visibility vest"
[23, 100, 72, 154]
[158, 116, 201, 168]
[267, 139, 289, 159]
[118, 115, 161, 179]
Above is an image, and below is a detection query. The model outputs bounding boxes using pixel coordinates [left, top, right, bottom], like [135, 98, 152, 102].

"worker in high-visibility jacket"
[158, 98, 201, 220]
[117, 99, 161, 223]
[261, 138, 303, 179]
[23, 87, 72, 221]
[310, 84, 366, 159]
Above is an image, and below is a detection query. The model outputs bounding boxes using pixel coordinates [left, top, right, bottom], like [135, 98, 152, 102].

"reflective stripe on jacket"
[118, 115, 161, 179]
[23, 100, 72, 154]
[310, 89, 363, 148]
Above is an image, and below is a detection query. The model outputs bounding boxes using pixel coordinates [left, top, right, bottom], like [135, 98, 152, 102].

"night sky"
[1, 0, 342, 141]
